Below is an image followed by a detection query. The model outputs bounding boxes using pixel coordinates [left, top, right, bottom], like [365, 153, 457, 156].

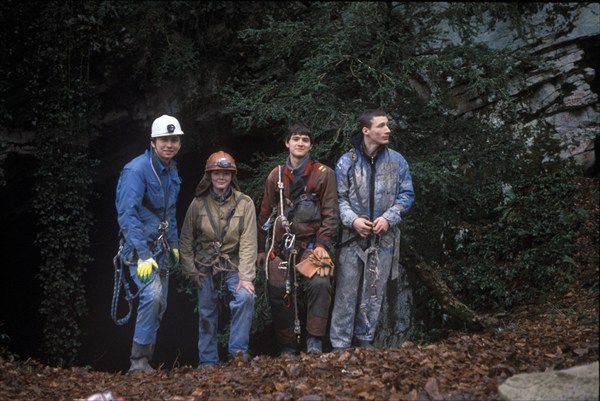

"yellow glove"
[137, 258, 158, 283]
[171, 248, 180, 265]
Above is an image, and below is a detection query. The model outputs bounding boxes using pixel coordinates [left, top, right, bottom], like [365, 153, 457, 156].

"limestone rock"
[498, 361, 599, 401]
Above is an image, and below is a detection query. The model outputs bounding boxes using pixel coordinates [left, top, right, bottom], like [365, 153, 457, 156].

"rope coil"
[110, 224, 172, 326]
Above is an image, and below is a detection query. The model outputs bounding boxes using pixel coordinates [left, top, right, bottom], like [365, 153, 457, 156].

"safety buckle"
[283, 293, 290, 308]
[211, 241, 222, 254]
[284, 233, 296, 251]
[278, 261, 288, 271]
[294, 320, 301, 335]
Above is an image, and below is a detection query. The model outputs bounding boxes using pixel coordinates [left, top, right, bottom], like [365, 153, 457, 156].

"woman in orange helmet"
[179, 151, 257, 367]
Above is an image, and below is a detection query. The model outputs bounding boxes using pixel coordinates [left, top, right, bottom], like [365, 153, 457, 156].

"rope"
[196, 252, 239, 274]
[290, 249, 301, 341]
[263, 166, 288, 301]
[110, 225, 171, 326]
[111, 250, 133, 326]
[261, 165, 301, 343]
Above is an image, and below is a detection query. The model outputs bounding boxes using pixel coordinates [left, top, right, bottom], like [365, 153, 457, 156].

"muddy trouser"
[329, 233, 394, 349]
[267, 251, 332, 347]
[128, 258, 169, 346]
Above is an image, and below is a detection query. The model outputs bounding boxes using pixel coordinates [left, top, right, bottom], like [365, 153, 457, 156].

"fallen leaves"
[425, 377, 443, 401]
[0, 291, 597, 400]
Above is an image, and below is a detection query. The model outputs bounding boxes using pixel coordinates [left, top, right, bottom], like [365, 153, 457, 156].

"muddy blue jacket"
[116, 149, 181, 262]
[336, 129, 414, 230]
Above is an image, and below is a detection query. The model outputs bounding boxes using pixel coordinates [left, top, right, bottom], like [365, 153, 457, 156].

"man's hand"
[137, 258, 158, 283]
[352, 216, 373, 237]
[372, 216, 389, 235]
[312, 245, 329, 259]
[256, 252, 266, 270]
[312, 248, 334, 277]
[237, 279, 255, 294]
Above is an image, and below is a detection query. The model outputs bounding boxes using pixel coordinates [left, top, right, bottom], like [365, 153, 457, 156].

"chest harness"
[197, 192, 243, 303]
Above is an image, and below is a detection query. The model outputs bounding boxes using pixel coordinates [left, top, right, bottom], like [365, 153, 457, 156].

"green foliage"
[220, 2, 583, 326]
[222, 1, 543, 171]
[250, 269, 272, 335]
[1, 0, 590, 357]
[6, 0, 100, 367]
[443, 165, 584, 310]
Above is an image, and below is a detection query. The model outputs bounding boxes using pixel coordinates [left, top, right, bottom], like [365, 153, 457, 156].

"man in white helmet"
[115, 114, 184, 373]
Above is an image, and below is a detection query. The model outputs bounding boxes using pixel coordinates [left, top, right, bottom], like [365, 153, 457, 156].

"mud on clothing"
[257, 155, 339, 347]
[115, 149, 181, 345]
[330, 130, 415, 349]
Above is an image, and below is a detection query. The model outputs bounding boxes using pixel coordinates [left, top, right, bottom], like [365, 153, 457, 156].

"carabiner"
[284, 233, 296, 251]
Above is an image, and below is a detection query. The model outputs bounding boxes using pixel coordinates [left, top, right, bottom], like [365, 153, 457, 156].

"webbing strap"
[202, 195, 242, 247]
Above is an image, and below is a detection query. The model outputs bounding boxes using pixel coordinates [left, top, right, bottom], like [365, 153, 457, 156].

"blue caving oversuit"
[115, 148, 181, 346]
[330, 129, 415, 349]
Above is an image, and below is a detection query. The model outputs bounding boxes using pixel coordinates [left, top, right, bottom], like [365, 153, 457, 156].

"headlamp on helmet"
[151, 115, 184, 138]
[205, 151, 237, 172]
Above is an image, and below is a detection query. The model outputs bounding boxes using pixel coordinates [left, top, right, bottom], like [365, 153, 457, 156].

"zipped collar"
[349, 128, 387, 162]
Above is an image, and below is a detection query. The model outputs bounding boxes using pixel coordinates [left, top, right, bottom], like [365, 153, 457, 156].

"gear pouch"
[292, 192, 320, 224]
[295, 256, 319, 278]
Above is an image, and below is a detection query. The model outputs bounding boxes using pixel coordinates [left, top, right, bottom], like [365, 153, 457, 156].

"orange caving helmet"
[205, 151, 237, 172]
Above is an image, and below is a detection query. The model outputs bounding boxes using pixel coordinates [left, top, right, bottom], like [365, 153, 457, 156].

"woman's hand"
[237, 279, 255, 294]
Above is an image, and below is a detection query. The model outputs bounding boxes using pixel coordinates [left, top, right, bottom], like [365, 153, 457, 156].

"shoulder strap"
[202, 195, 244, 243]
[289, 159, 322, 202]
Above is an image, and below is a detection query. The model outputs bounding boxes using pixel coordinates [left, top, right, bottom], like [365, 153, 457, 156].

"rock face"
[376, 3, 599, 348]
[1, 4, 598, 175]
[444, 3, 600, 173]
[498, 361, 599, 401]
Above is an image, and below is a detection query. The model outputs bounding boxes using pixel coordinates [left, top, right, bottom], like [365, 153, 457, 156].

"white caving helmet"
[151, 115, 184, 138]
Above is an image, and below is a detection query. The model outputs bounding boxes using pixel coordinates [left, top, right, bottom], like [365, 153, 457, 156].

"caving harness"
[262, 165, 301, 342]
[111, 221, 172, 326]
[196, 192, 243, 306]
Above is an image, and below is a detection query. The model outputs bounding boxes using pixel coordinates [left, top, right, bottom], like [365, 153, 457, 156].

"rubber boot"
[128, 342, 156, 374]
[357, 339, 376, 350]
[306, 335, 322, 355]
[279, 344, 297, 356]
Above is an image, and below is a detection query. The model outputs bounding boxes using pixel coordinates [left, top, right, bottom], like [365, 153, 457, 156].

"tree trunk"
[404, 245, 498, 331]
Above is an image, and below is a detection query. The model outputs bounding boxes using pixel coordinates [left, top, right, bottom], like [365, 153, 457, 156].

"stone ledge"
[498, 361, 599, 401]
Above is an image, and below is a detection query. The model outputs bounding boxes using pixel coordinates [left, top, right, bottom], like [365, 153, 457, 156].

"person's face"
[152, 135, 181, 163]
[211, 170, 233, 192]
[285, 134, 312, 159]
[363, 116, 390, 146]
